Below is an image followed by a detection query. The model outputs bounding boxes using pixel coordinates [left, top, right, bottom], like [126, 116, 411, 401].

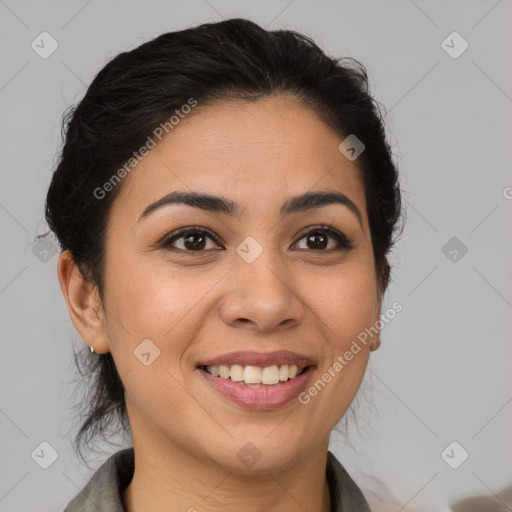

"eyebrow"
[138, 189, 363, 228]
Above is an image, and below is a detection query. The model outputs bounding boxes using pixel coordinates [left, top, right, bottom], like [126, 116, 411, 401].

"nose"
[219, 248, 305, 333]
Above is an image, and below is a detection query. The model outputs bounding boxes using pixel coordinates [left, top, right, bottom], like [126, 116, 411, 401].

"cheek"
[104, 253, 229, 376]
[108, 253, 204, 336]
[296, 266, 376, 434]
[102, 259, 206, 413]
[305, 261, 378, 356]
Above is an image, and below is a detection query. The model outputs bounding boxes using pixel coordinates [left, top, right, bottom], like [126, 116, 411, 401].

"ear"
[57, 250, 110, 354]
[370, 300, 381, 352]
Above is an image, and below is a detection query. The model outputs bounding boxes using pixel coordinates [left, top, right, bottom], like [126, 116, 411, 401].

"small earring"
[90, 345, 95, 354]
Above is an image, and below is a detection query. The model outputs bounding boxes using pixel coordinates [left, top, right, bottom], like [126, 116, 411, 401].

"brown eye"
[305, 232, 328, 250]
[162, 227, 222, 252]
[181, 233, 207, 251]
[293, 226, 354, 252]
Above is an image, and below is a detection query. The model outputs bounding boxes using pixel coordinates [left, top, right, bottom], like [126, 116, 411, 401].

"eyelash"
[160, 224, 355, 254]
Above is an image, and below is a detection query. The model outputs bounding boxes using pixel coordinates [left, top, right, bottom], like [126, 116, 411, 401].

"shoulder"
[326, 450, 372, 512]
[62, 447, 134, 512]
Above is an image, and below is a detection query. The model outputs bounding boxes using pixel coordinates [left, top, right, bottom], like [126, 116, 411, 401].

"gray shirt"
[63, 448, 371, 511]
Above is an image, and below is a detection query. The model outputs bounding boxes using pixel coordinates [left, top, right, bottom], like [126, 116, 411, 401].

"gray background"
[1, 1, 511, 511]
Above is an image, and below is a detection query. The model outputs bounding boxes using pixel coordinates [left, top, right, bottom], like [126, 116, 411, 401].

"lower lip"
[197, 366, 316, 411]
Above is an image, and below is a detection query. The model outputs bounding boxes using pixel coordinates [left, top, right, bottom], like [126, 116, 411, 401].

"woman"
[46, 17, 403, 512]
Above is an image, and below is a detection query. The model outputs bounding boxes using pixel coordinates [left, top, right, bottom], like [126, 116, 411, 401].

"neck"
[122, 433, 331, 512]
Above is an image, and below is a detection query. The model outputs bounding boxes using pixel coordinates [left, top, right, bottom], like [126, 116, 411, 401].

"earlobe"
[57, 250, 109, 354]
[370, 304, 382, 352]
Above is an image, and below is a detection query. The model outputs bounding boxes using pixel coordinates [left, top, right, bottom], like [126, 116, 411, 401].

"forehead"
[111, 95, 367, 222]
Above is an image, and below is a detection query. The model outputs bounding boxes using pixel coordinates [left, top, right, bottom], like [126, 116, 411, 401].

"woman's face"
[79, 95, 381, 470]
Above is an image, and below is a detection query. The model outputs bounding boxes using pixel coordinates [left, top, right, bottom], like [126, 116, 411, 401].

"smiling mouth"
[198, 364, 309, 387]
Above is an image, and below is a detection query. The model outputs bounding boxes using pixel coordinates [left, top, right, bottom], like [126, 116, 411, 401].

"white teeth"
[243, 365, 261, 384]
[219, 365, 230, 379]
[230, 364, 244, 382]
[261, 365, 280, 385]
[204, 364, 305, 386]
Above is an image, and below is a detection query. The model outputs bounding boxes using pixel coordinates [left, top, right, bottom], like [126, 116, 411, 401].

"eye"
[160, 224, 354, 254]
[292, 225, 354, 252]
[161, 226, 222, 252]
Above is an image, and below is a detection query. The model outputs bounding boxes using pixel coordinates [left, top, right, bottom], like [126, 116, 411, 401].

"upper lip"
[197, 350, 316, 368]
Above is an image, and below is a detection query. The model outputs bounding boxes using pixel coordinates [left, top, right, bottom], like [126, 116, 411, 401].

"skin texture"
[58, 94, 382, 512]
